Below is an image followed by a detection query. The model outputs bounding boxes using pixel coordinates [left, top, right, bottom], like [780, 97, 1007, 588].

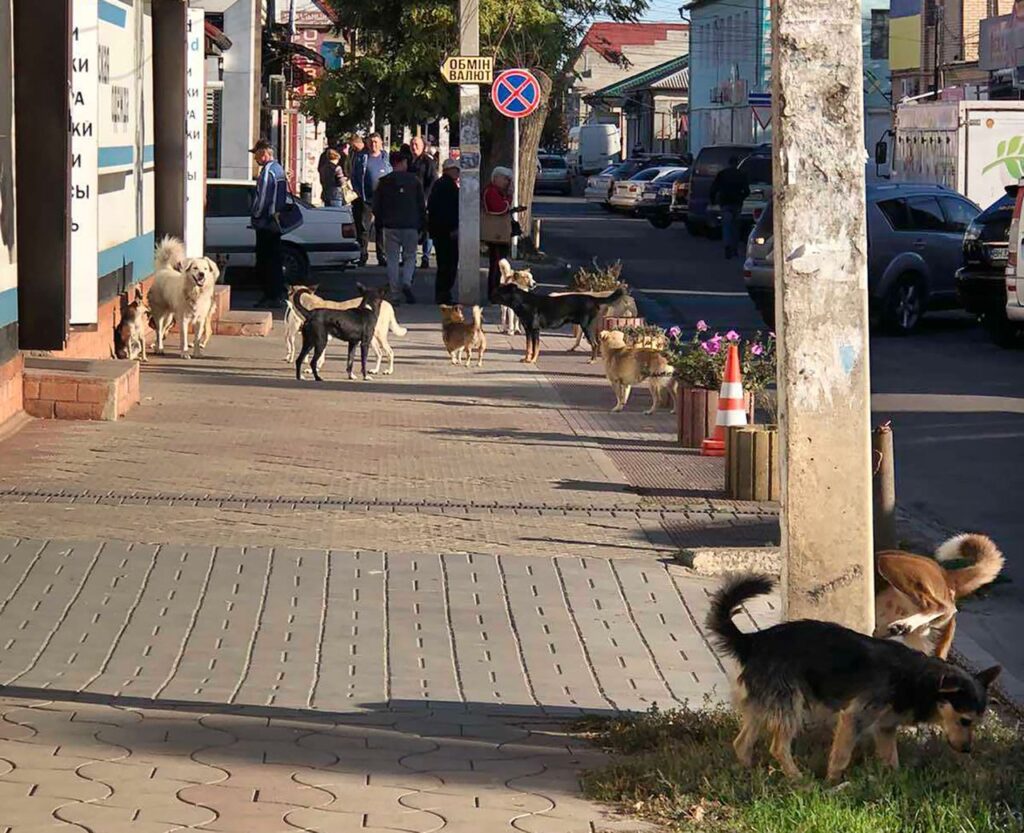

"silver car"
[744, 183, 980, 333]
[534, 154, 571, 195]
[584, 165, 617, 206]
[609, 167, 685, 213]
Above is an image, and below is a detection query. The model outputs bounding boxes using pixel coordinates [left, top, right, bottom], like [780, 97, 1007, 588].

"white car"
[609, 167, 686, 213]
[204, 179, 361, 283]
[584, 165, 617, 206]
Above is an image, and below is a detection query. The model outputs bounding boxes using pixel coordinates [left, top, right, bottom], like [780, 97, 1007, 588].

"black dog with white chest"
[294, 284, 387, 381]
[491, 284, 625, 363]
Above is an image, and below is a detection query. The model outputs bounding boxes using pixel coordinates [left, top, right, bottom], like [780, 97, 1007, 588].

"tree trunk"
[485, 69, 552, 256]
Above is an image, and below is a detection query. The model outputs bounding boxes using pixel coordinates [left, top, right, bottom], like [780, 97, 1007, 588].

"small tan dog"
[875, 533, 1004, 658]
[113, 290, 150, 362]
[440, 305, 486, 367]
[551, 288, 638, 361]
[599, 329, 677, 414]
[497, 259, 536, 335]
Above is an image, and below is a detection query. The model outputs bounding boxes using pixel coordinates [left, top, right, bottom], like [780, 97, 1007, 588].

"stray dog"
[149, 236, 220, 358]
[875, 533, 1004, 659]
[113, 290, 150, 362]
[294, 284, 387, 381]
[708, 573, 1001, 782]
[599, 329, 676, 414]
[497, 259, 536, 335]
[491, 284, 624, 364]
[286, 285, 407, 376]
[440, 305, 486, 367]
[550, 288, 637, 357]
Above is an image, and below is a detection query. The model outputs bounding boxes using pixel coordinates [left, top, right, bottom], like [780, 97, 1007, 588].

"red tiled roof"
[580, 22, 689, 63]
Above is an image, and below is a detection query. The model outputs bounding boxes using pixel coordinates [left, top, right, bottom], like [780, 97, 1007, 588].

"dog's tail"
[498, 258, 513, 281]
[935, 533, 1004, 598]
[603, 287, 626, 306]
[289, 288, 316, 322]
[471, 305, 483, 330]
[706, 574, 775, 663]
[154, 235, 186, 272]
[388, 304, 408, 337]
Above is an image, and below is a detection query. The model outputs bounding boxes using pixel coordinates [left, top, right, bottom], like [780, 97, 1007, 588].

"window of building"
[871, 10, 889, 60]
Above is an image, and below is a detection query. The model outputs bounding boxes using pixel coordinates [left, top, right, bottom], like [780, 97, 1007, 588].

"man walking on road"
[373, 151, 426, 305]
[249, 138, 288, 307]
[428, 158, 460, 305]
[709, 156, 750, 260]
[351, 132, 391, 267]
[408, 135, 438, 268]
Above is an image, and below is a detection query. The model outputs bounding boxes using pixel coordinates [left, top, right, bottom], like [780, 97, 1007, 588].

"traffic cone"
[701, 343, 747, 457]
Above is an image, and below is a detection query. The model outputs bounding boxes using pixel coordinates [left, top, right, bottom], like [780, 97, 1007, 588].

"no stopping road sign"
[491, 68, 541, 119]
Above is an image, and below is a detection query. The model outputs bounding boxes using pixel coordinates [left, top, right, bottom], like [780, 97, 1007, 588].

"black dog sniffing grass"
[491, 283, 625, 363]
[707, 574, 1001, 782]
[293, 284, 387, 381]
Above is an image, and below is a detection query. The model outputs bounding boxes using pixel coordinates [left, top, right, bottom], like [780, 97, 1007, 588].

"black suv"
[955, 186, 1016, 346]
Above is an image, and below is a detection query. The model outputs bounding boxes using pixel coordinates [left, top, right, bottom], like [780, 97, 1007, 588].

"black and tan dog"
[294, 284, 387, 381]
[492, 283, 624, 363]
[708, 574, 1001, 782]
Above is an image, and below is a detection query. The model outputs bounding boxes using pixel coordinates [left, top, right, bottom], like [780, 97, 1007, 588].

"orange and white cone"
[701, 343, 747, 457]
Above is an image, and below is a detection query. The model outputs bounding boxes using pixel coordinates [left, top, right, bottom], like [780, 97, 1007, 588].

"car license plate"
[991, 248, 1008, 261]
[642, 193, 656, 200]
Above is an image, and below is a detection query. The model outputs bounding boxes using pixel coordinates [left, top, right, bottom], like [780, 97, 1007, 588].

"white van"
[1004, 179, 1024, 343]
[567, 124, 621, 176]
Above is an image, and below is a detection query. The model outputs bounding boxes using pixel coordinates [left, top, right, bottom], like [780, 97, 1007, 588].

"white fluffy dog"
[149, 236, 220, 359]
[285, 285, 408, 376]
[497, 258, 536, 335]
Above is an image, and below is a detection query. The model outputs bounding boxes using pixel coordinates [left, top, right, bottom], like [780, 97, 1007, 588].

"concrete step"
[22, 357, 140, 421]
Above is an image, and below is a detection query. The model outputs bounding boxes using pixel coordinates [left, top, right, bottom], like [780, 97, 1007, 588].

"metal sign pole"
[511, 117, 519, 259]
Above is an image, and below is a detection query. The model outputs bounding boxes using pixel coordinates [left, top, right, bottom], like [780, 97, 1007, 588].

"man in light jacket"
[249, 138, 288, 307]
[351, 132, 391, 267]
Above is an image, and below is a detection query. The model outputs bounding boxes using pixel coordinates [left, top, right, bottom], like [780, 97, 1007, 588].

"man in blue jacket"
[350, 132, 391, 267]
[249, 138, 288, 306]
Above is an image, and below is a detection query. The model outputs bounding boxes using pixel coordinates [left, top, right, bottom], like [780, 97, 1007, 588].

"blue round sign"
[491, 69, 541, 119]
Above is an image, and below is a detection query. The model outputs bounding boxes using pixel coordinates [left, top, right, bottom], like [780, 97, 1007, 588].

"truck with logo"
[878, 100, 1024, 211]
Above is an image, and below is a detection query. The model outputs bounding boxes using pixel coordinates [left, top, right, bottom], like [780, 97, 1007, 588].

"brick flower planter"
[602, 315, 645, 332]
[676, 385, 754, 449]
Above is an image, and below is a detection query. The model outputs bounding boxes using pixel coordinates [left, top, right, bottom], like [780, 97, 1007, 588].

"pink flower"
[768, 331, 776, 339]
[751, 343, 764, 356]
[725, 330, 740, 341]
[702, 339, 721, 355]
[696, 320, 708, 332]
[668, 326, 682, 339]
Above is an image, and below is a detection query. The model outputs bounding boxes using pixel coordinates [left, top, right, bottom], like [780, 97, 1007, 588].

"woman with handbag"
[322, 149, 348, 207]
[482, 166, 514, 301]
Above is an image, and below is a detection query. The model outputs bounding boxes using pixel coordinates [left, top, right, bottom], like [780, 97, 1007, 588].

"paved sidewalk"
[0, 296, 780, 831]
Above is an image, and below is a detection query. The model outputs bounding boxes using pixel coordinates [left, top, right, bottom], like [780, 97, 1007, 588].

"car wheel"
[882, 274, 925, 334]
[983, 311, 1021, 348]
[648, 215, 672, 230]
[281, 245, 310, 285]
[599, 202, 614, 212]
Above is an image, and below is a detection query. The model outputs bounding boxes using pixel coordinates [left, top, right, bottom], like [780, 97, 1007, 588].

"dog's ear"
[309, 284, 319, 294]
[976, 665, 1002, 689]
[938, 674, 964, 695]
[206, 258, 221, 281]
[356, 282, 367, 293]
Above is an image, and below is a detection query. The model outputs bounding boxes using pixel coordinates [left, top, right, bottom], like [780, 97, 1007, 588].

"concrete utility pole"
[457, 0, 483, 303]
[772, 0, 875, 632]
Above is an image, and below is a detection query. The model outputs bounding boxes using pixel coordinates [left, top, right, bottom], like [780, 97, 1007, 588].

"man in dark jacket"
[428, 158, 460, 304]
[408, 135, 438, 268]
[373, 152, 426, 304]
[709, 156, 751, 259]
[249, 138, 288, 307]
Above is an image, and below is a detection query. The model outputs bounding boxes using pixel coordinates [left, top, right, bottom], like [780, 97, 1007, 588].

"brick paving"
[0, 302, 782, 830]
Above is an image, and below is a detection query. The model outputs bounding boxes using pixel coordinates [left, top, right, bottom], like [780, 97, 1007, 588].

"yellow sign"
[441, 56, 494, 84]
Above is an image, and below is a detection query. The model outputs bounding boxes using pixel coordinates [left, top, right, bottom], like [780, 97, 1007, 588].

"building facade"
[565, 22, 690, 129]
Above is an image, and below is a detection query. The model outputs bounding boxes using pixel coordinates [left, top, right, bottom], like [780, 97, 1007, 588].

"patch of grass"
[575, 704, 1024, 833]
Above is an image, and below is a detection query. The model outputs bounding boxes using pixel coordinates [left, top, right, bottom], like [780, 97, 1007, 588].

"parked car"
[635, 169, 690, 229]
[688, 143, 770, 236]
[1001, 182, 1024, 344]
[584, 164, 618, 206]
[534, 154, 572, 195]
[706, 151, 773, 230]
[585, 156, 688, 209]
[669, 172, 691, 223]
[204, 179, 360, 285]
[956, 186, 1017, 345]
[609, 166, 685, 212]
[744, 183, 980, 333]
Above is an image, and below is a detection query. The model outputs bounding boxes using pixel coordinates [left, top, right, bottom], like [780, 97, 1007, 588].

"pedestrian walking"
[373, 151, 426, 305]
[709, 156, 750, 260]
[320, 149, 346, 207]
[428, 158, 460, 305]
[343, 133, 364, 178]
[317, 137, 342, 206]
[351, 132, 391, 267]
[481, 166, 514, 301]
[408, 135, 438, 268]
[249, 138, 288, 307]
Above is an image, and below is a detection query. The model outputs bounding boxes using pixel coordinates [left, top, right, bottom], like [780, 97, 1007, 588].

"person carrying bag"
[482, 166, 515, 300]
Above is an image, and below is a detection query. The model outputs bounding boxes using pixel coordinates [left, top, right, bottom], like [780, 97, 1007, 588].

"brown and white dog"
[286, 285, 407, 376]
[113, 289, 150, 362]
[551, 287, 638, 362]
[875, 533, 1004, 659]
[149, 236, 220, 359]
[440, 304, 486, 367]
[497, 259, 536, 335]
[598, 329, 677, 414]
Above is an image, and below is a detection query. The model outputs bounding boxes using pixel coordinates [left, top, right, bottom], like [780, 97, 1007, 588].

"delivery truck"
[879, 100, 1024, 210]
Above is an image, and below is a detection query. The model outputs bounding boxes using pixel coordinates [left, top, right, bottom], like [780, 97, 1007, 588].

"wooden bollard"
[726, 425, 779, 501]
[872, 421, 897, 550]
